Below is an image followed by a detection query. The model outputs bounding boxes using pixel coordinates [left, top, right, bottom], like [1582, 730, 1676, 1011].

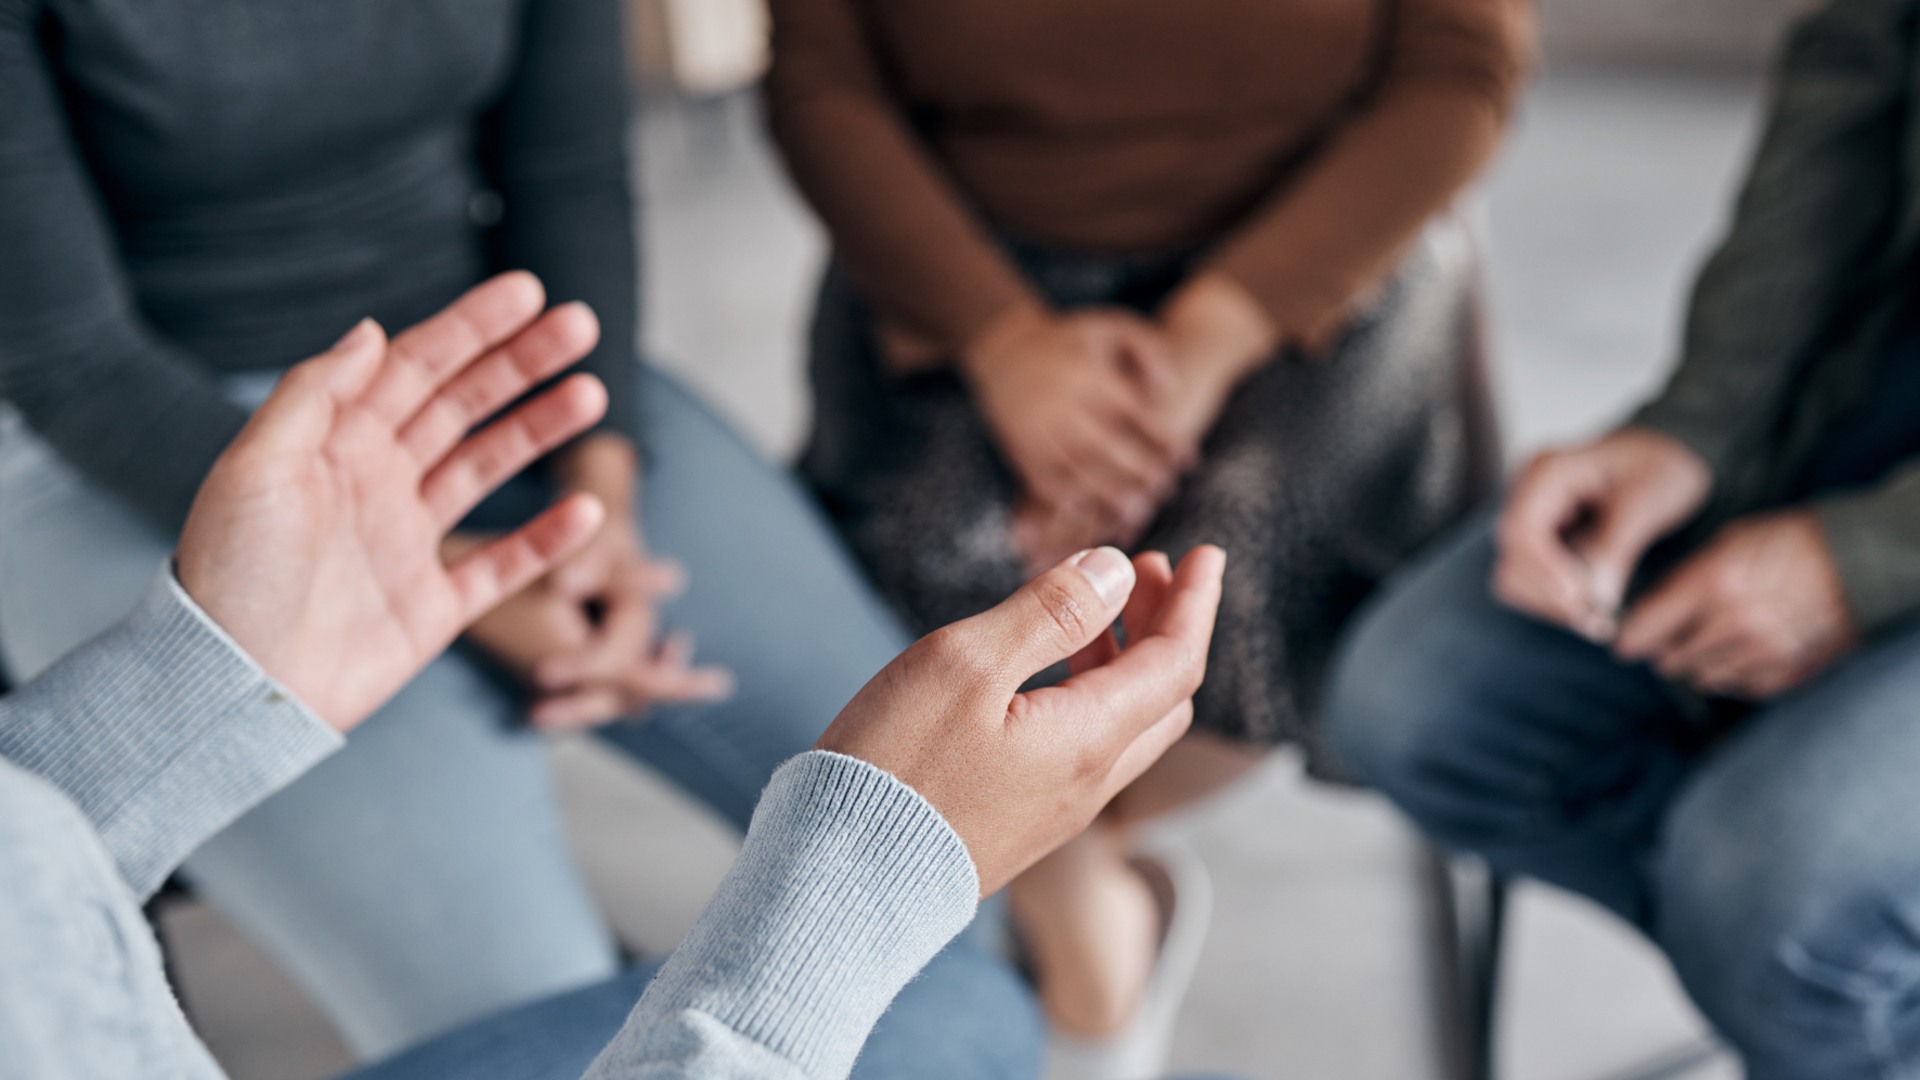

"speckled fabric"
[802, 222, 1488, 756]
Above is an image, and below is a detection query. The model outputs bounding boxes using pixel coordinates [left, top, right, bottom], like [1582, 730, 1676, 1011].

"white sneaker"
[1042, 836, 1213, 1080]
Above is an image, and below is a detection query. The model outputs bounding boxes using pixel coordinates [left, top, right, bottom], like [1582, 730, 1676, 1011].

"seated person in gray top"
[1325, 2, 1920, 1076]
[0, 0, 952, 1059]
[0, 275, 1227, 1080]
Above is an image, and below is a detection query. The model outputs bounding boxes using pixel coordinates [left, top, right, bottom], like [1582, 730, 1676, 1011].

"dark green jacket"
[1633, 0, 1920, 633]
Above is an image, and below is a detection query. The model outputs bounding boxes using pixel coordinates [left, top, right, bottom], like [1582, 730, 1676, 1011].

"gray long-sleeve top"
[0, 0, 643, 533]
[0, 570, 980, 1080]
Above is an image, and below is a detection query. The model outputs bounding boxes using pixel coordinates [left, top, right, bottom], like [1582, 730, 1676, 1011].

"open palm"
[177, 272, 610, 731]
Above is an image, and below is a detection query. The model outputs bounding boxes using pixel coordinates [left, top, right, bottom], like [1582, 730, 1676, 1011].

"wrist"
[957, 301, 1051, 387]
[1161, 273, 1277, 387]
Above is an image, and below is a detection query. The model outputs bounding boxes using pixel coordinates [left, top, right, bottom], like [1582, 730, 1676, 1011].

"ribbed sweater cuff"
[0, 566, 341, 899]
[620, 751, 979, 1076]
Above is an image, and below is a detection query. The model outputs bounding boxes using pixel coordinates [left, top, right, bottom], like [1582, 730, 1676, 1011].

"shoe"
[1042, 835, 1213, 1080]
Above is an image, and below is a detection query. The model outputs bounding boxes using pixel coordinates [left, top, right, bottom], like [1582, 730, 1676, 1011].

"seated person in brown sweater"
[766, 0, 1534, 1064]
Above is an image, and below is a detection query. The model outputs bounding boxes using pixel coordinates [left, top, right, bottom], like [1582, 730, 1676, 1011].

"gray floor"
[168, 65, 1768, 1080]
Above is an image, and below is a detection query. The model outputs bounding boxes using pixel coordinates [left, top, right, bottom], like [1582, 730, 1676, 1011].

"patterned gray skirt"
[801, 223, 1494, 761]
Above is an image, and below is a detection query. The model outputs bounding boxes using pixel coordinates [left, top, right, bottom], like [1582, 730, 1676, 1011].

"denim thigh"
[1323, 517, 1693, 922]
[1652, 623, 1920, 1080]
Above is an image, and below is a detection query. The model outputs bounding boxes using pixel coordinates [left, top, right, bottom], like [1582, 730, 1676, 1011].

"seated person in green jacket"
[1325, 1, 1920, 1076]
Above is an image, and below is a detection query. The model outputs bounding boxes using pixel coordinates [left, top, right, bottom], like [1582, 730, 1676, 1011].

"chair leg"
[1422, 846, 1507, 1080]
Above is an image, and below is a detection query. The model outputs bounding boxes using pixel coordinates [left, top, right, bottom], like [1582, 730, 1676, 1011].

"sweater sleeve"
[1811, 459, 1920, 634]
[764, 0, 1041, 351]
[1632, 0, 1917, 482]
[582, 751, 980, 1080]
[0, 568, 341, 901]
[479, 0, 644, 449]
[0, 0, 252, 534]
[1204, 0, 1532, 345]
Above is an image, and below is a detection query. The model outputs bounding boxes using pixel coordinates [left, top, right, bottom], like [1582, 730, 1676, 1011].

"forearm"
[0, 5, 252, 533]
[766, 0, 1038, 353]
[483, 0, 645, 446]
[1633, 0, 1916, 475]
[0, 568, 340, 900]
[1204, 0, 1528, 346]
[1812, 460, 1920, 635]
[582, 752, 979, 1080]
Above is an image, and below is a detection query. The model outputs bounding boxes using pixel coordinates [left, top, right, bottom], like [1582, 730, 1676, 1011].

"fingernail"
[332, 318, 379, 352]
[1071, 546, 1134, 607]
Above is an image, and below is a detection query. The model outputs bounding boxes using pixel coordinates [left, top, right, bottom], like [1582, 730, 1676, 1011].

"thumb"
[961, 547, 1135, 684]
[1577, 494, 1673, 614]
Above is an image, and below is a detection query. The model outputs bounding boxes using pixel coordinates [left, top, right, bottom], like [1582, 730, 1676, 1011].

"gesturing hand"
[962, 306, 1187, 550]
[817, 544, 1226, 895]
[1615, 510, 1857, 699]
[177, 272, 610, 733]
[1494, 427, 1712, 641]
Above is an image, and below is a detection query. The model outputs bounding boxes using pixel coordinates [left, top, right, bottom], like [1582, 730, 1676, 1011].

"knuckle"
[1029, 576, 1095, 649]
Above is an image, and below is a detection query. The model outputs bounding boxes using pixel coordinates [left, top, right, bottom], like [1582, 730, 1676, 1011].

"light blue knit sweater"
[0, 570, 981, 1080]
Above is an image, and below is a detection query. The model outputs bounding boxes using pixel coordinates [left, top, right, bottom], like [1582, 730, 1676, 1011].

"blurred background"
[161, 1, 1813, 1077]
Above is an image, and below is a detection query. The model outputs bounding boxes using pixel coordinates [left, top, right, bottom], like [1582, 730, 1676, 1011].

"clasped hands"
[954, 273, 1276, 572]
[451, 437, 733, 731]
[1493, 427, 1858, 700]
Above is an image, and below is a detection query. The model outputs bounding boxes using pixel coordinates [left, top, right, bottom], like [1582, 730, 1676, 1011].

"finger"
[1088, 412, 1181, 500]
[529, 687, 628, 731]
[1578, 490, 1681, 615]
[448, 493, 606, 624]
[1122, 551, 1175, 646]
[1067, 626, 1121, 677]
[399, 302, 601, 469]
[535, 576, 658, 690]
[1066, 441, 1165, 533]
[238, 320, 389, 458]
[1615, 565, 1713, 662]
[421, 374, 609, 528]
[362, 271, 548, 424]
[1020, 545, 1225, 748]
[1494, 483, 1599, 634]
[623, 652, 736, 705]
[1647, 610, 1748, 683]
[955, 546, 1137, 683]
[1102, 701, 1195, 801]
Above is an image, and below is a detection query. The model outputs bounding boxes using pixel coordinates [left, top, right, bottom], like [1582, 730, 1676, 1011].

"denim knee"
[1657, 804, 1920, 1078]
[1324, 526, 1512, 822]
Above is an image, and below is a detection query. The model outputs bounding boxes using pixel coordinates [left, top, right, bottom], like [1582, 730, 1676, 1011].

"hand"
[177, 272, 610, 732]
[1151, 272, 1278, 458]
[1615, 511, 1857, 699]
[459, 436, 734, 730]
[1494, 427, 1712, 641]
[961, 306, 1186, 546]
[817, 545, 1226, 894]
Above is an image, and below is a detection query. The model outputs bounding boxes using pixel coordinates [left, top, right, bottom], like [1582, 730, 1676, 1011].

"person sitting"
[763, 0, 1533, 1061]
[0, 0, 959, 1059]
[0, 277, 1227, 1080]
[1324, 2, 1920, 1075]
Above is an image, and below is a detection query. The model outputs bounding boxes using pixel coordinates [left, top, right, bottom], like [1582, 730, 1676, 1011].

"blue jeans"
[1325, 521, 1920, 1079]
[340, 946, 1040, 1080]
[0, 367, 1022, 1065]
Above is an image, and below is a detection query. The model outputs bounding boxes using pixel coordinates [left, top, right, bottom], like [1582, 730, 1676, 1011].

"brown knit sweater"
[766, 0, 1534, 351]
